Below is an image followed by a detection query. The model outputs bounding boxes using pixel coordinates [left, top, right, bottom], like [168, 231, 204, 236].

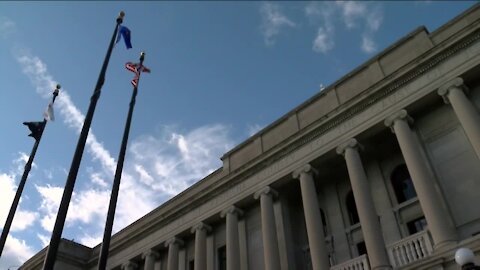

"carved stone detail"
[191, 222, 212, 234]
[220, 205, 244, 218]
[253, 186, 278, 200]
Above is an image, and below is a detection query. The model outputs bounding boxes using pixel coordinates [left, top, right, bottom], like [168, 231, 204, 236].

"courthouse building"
[22, 4, 480, 270]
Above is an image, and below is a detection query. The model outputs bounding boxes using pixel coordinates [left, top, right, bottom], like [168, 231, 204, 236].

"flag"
[125, 61, 150, 88]
[23, 121, 45, 140]
[125, 62, 137, 73]
[125, 62, 150, 74]
[43, 102, 55, 121]
[116, 26, 132, 49]
[131, 76, 138, 87]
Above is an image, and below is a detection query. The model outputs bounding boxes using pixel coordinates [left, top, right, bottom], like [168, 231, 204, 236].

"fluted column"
[254, 186, 281, 270]
[438, 78, 480, 160]
[122, 261, 138, 270]
[191, 222, 212, 270]
[165, 237, 184, 270]
[220, 206, 244, 270]
[293, 164, 330, 270]
[385, 110, 457, 248]
[337, 139, 391, 270]
[142, 249, 160, 270]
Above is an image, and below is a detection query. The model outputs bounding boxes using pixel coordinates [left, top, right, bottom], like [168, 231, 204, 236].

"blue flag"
[116, 26, 132, 49]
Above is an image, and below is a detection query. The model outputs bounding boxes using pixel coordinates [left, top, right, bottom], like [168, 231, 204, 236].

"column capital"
[164, 236, 184, 248]
[292, 164, 318, 179]
[191, 222, 212, 234]
[438, 77, 468, 104]
[384, 109, 413, 131]
[142, 249, 160, 259]
[253, 186, 278, 200]
[336, 138, 362, 156]
[220, 205, 244, 218]
[122, 261, 138, 270]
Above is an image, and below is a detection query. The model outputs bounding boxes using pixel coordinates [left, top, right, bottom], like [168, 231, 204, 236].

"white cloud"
[129, 124, 234, 196]
[35, 184, 63, 232]
[260, 2, 296, 46]
[336, 1, 367, 29]
[11, 210, 38, 232]
[361, 35, 376, 53]
[37, 233, 50, 248]
[0, 17, 16, 39]
[79, 233, 102, 248]
[0, 153, 38, 233]
[0, 236, 36, 270]
[313, 27, 334, 53]
[305, 1, 383, 54]
[305, 2, 335, 54]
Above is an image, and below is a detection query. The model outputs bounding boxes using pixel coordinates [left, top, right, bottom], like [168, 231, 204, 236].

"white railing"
[387, 230, 433, 268]
[331, 254, 370, 270]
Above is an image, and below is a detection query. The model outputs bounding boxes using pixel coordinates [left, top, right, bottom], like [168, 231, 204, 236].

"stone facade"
[22, 4, 480, 270]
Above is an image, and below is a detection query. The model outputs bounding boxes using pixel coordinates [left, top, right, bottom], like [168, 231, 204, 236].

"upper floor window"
[346, 191, 360, 225]
[406, 216, 428, 235]
[391, 164, 417, 204]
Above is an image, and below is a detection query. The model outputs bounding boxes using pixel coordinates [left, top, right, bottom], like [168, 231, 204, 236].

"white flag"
[43, 102, 55, 121]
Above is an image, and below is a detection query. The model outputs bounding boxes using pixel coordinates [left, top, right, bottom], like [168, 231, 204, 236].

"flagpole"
[42, 12, 125, 270]
[0, 85, 60, 258]
[97, 51, 146, 270]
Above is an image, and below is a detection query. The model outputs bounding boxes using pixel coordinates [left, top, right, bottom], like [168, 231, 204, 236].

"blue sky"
[0, 1, 476, 268]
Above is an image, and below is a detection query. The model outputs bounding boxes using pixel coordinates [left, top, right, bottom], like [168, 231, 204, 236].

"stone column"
[122, 261, 138, 270]
[438, 78, 480, 160]
[220, 206, 244, 270]
[337, 139, 391, 270]
[142, 250, 159, 270]
[292, 164, 330, 270]
[385, 110, 457, 248]
[254, 186, 281, 270]
[165, 237, 184, 270]
[191, 222, 212, 270]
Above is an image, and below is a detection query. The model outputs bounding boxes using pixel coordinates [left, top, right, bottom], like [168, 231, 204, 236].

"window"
[391, 164, 417, 203]
[356, 241, 367, 256]
[406, 217, 427, 235]
[346, 191, 359, 225]
[320, 208, 328, 237]
[218, 245, 226, 270]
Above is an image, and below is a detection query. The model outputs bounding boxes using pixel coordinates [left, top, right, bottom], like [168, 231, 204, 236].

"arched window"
[346, 191, 359, 225]
[391, 164, 417, 204]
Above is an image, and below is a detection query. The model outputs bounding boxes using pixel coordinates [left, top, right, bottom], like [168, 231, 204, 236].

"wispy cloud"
[336, 1, 367, 29]
[306, 2, 336, 53]
[0, 16, 16, 39]
[129, 124, 234, 196]
[305, 1, 383, 54]
[260, 2, 296, 46]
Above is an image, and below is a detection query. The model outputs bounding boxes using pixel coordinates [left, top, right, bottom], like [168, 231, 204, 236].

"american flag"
[125, 62, 150, 88]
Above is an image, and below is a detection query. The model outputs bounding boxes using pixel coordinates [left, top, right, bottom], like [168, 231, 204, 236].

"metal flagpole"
[42, 11, 125, 270]
[0, 85, 60, 258]
[97, 51, 147, 270]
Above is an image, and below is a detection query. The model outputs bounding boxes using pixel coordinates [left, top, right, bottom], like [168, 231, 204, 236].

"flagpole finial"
[117, 11, 125, 24]
[53, 84, 61, 96]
